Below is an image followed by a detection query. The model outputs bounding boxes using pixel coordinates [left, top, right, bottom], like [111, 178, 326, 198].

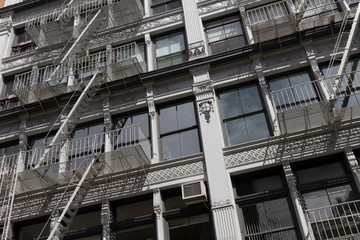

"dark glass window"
[2, 75, 19, 110]
[15, 217, 50, 240]
[292, 155, 359, 240]
[268, 70, 321, 111]
[0, 140, 19, 156]
[115, 111, 150, 138]
[12, 28, 36, 54]
[218, 84, 270, 145]
[159, 101, 200, 160]
[155, 32, 186, 69]
[233, 168, 300, 240]
[112, 195, 155, 240]
[151, 0, 181, 15]
[205, 15, 246, 55]
[321, 58, 360, 108]
[27, 133, 57, 170]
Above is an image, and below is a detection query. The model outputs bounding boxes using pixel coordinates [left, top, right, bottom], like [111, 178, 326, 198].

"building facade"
[0, 0, 359, 239]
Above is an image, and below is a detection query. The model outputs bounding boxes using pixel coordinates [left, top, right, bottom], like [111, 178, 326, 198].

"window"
[0, 140, 19, 156]
[12, 28, 36, 54]
[15, 217, 50, 240]
[111, 195, 155, 240]
[268, 70, 321, 111]
[155, 32, 186, 69]
[162, 187, 214, 240]
[27, 133, 58, 170]
[70, 122, 104, 169]
[159, 101, 201, 160]
[293, 155, 359, 240]
[115, 111, 150, 138]
[151, 0, 181, 15]
[205, 15, 246, 54]
[218, 84, 271, 146]
[321, 58, 360, 108]
[2, 75, 19, 110]
[233, 168, 300, 240]
[247, 1, 289, 25]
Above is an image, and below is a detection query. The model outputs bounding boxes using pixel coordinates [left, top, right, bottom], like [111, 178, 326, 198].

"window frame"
[217, 82, 272, 146]
[151, 0, 182, 15]
[204, 14, 247, 55]
[158, 98, 202, 161]
[154, 30, 188, 70]
[12, 28, 36, 55]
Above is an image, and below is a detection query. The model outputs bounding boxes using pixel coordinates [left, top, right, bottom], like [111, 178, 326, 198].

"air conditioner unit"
[181, 181, 207, 205]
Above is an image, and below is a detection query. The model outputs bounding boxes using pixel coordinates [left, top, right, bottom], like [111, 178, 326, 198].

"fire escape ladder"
[330, 2, 360, 110]
[34, 70, 104, 170]
[0, 154, 21, 240]
[45, 157, 103, 240]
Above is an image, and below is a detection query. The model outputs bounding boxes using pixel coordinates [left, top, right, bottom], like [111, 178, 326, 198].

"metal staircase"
[44, 157, 103, 240]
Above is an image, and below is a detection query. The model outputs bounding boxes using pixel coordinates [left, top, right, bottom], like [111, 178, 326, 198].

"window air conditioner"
[181, 181, 207, 205]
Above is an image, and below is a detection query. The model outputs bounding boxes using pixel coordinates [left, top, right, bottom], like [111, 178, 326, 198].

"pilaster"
[18, 117, 27, 172]
[0, 13, 13, 97]
[153, 188, 168, 240]
[239, 7, 254, 45]
[191, 64, 241, 240]
[143, 0, 151, 17]
[253, 57, 280, 136]
[101, 198, 115, 240]
[146, 83, 159, 163]
[103, 96, 113, 153]
[283, 160, 315, 240]
[181, 0, 207, 59]
[145, 33, 155, 71]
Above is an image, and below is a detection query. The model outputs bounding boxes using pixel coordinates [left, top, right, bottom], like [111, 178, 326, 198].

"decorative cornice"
[198, 0, 240, 16]
[0, 20, 12, 33]
[188, 41, 206, 59]
[212, 199, 232, 208]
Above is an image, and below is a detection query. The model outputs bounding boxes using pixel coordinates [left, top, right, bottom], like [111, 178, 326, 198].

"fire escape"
[0, 0, 150, 239]
[248, 0, 360, 238]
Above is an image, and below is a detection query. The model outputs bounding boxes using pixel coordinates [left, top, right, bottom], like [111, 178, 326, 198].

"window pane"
[219, 90, 242, 119]
[157, 56, 172, 69]
[88, 123, 103, 135]
[238, 85, 263, 114]
[133, 113, 150, 137]
[224, 22, 243, 39]
[178, 102, 196, 129]
[180, 129, 200, 156]
[170, 33, 185, 53]
[225, 118, 248, 145]
[207, 26, 226, 43]
[115, 224, 155, 240]
[327, 185, 356, 204]
[160, 106, 178, 134]
[169, 214, 212, 240]
[236, 174, 283, 196]
[162, 134, 181, 160]
[171, 52, 185, 65]
[116, 199, 153, 221]
[156, 37, 170, 57]
[18, 222, 50, 240]
[168, 1, 181, 10]
[244, 113, 269, 141]
[73, 128, 88, 139]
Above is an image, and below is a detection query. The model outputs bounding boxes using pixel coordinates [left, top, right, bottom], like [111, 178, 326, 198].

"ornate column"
[103, 96, 113, 153]
[0, 13, 13, 96]
[181, 0, 207, 59]
[145, 33, 155, 71]
[304, 43, 331, 100]
[146, 83, 159, 163]
[143, 0, 151, 17]
[18, 117, 27, 172]
[345, 148, 360, 190]
[191, 64, 241, 240]
[283, 160, 315, 240]
[239, 7, 254, 44]
[154, 188, 168, 240]
[101, 198, 115, 240]
[253, 57, 280, 136]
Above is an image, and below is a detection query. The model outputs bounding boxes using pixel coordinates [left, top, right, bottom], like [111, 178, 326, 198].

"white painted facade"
[0, 0, 359, 239]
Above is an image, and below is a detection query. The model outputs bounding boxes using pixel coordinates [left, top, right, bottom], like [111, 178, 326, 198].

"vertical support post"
[191, 64, 242, 240]
[18, 117, 27, 173]
[345, 148, 360, 191]
[103, 96, 113, 153]
[143, 0, 151, 17]
[283, 160, 315, 240]
[146, 83, 159, 163]
[181, 0, 207, 59]
[240, 7, 254, 44]
[145, 33, 155, 72]
[101, 198, 115, 240]
[0, 14, 13, 97]
[253, 57, 281, 135]
[154, 188, 169, 240]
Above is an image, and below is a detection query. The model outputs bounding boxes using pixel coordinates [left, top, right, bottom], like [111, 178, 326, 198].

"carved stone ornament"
[199, 100, 214, 123]
[189, 41, 206, 58]
[212, 199, 232, 208]
[0, 20, 12, 33]
[198, 0, 240, 15]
